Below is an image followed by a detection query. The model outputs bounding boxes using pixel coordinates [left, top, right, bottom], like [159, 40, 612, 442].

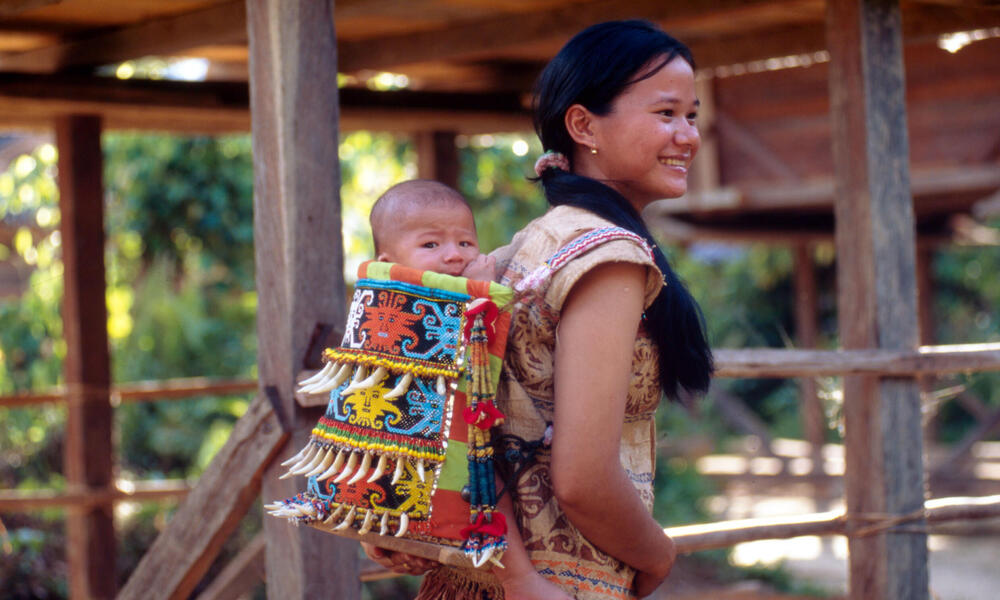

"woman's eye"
[686, 113, 698, 124]
[659, 109, 675, 118]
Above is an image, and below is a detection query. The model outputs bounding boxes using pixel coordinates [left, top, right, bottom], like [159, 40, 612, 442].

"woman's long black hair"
[533, 19, 713, 400]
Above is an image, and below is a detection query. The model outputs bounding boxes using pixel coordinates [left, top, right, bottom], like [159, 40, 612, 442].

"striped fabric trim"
[546, 227, 654, 271]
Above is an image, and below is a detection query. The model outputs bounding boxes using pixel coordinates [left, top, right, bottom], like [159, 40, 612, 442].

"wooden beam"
[0, 1, 246, 73]
[56, 113, 115, 600]
[650, 164, 1000, 214]
[0, 377, 258, 408]
[415, 130, 459, 189]
[0, 0, 58, 17]
[664, 494, 1000, 554]
[293, 344, 1000, 390]
[335, 0, 805, 72]
[0, 479, 189, 512]
[909, 0, 1000, 8]
[194, 533, 265, 600]
[0, 73, 531, 134]
[794, 244, 826, 466]
[118, 395, 288, 600]
[690, 5, 1000, 69]
[245, 1, 358, 598]
[827, 2, 928, 599]
[714, 111, 801, 180]
[713, 344, 1000, 378]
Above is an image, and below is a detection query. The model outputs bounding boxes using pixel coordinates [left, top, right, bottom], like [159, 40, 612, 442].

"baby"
[363, 179, 568, 600]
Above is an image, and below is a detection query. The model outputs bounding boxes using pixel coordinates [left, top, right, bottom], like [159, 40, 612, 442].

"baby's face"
[377, 203, 480, 277]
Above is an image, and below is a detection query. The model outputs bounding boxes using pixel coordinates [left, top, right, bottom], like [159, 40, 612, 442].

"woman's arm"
[550, 261, 676, 590]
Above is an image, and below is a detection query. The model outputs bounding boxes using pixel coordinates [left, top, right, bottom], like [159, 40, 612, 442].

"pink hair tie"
[533, 151, 569, 177]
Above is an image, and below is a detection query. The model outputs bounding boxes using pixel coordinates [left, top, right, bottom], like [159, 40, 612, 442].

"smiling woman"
[412, 19, 714, 600]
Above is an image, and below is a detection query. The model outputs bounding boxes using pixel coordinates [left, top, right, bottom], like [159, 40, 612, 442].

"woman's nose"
[675, 120, 700, 148]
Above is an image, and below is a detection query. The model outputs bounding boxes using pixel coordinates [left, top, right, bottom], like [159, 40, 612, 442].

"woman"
[375, 20, 713, 599]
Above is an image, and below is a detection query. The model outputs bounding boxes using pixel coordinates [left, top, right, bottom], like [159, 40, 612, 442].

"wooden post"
[793, 244, 826, 470]
[56, 114, 116, 600]
[690, 77, 719, 193]
[826, 1, 929, 599]
[415, 130, 459, 190]
[245, 1, 358, 598]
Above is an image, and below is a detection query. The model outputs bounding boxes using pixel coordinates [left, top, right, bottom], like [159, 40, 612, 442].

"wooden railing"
[5, 342, 1000, 597]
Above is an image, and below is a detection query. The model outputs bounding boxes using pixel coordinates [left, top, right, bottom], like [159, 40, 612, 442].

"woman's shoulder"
[494, 205, 625, 261]
[494, 205, 663, 311]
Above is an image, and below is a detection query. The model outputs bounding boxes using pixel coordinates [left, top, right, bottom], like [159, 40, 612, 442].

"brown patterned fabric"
[418, 205, 664, 600]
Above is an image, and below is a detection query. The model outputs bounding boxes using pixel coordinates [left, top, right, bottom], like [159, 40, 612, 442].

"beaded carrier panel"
[268, 261, 512, 568]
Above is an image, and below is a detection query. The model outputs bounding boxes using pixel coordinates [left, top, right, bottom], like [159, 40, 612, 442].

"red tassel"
[462, 401, 505, 429]
[460, 511, 507, 538]
[463, 299, 499, 342]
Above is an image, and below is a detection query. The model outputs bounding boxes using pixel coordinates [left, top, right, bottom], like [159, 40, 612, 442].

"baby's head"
[370, 179, 480, 277]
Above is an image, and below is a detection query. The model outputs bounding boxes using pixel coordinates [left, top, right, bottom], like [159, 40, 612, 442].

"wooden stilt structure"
[245, 1, 358, 597]
[56, 114, 116, 600]
[827, 1, 928, 597]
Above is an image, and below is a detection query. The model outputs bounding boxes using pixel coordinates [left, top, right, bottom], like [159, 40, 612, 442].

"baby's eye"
[459, 241, 475, 248]
[422, 242, 439, 249]
[686, 112, 698, 124]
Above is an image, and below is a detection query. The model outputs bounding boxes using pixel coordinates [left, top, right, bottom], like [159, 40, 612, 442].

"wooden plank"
[295, 343, 1000, 390]
[826, 2, 928, 599]
[245, 0, 358, 598]
[0, 0, 58, 17]
[794, 244, 826, 467]
[0, 377, 258, 408]
[0, 73, 530, 134]
[0, 1, 246, 73]
[714, 344, 1000, 378]
[0, 480, 189, 511]
[118, 394, 288, 600]
[415, 130, 459, 189]
[195, 533, 265, 600]
[692, 4, 1000, 69]
[662, 494, 1000, 554]
[715, 111, 801, 180]
[650, 164, 1000, 214]
[335, 0, 802, 72]
[56, 113, 115, 600]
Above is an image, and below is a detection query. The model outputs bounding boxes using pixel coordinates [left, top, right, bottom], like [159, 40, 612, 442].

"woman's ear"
[564, 104, 597, 148]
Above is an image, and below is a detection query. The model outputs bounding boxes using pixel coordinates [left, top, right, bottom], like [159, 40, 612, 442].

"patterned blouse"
[418, 205, 665, 600]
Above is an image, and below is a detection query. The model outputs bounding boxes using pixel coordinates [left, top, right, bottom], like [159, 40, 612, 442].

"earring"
[590, 146, 598, 155]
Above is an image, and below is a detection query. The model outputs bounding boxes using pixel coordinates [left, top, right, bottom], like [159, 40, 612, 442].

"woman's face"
[577, 56, 700, 210]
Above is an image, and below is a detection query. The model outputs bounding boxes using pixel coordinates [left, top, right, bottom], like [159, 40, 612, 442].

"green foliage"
[928, 238, 1000, 442]
[103, 134, 255, 289]
[457, 134, 547, 252]
[339, 131, 416, 278]
[0, 519, 68, 599]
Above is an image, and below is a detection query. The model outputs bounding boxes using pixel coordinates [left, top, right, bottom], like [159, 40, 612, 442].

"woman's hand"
[360, 542, 438, 576]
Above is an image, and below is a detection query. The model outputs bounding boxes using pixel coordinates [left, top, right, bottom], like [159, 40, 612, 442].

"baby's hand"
[462, 254, 496, 281]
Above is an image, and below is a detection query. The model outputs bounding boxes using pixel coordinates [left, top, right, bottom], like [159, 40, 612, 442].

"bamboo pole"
[0, 480, 190, 511]
[666, 495, 1000, 554]
[0, 377, 257, 408]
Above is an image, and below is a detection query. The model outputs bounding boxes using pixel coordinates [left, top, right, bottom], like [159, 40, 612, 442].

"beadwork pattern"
[268, 261, 513, 568]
